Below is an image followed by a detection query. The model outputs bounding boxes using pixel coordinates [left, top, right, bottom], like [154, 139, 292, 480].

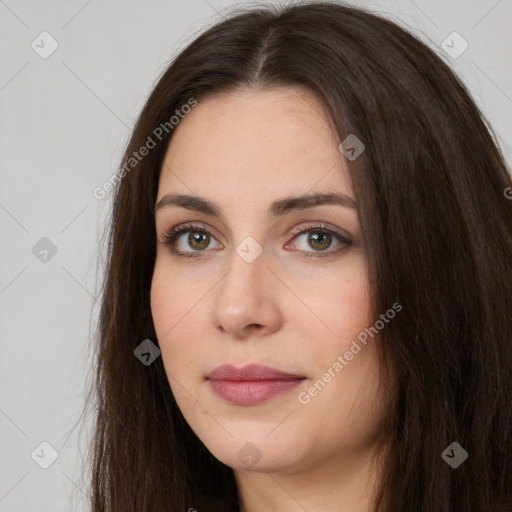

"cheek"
[330, 270, 371, 328]
[301, 261, 383, 427]
[151, 280, 209, 427]
[150, 259, 206, 333]
[150, 266, 206, 376]
[295, 257, 372, 356]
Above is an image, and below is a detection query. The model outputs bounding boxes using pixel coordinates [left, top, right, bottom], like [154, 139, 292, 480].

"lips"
[207, 363, 304, 381]
[206, 364, 306, 405]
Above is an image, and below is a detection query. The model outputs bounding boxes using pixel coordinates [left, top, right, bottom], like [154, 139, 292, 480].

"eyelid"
[288, 221, 351, 241]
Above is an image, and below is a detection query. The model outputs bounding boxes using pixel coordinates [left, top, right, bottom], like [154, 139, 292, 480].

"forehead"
[158, 86, 352, 200]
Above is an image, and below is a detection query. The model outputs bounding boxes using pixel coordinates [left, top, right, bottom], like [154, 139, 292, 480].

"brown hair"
[82, 1, 512, 510]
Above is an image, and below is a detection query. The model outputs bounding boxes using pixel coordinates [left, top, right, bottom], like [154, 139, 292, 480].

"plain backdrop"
[1, 0, 511, 510]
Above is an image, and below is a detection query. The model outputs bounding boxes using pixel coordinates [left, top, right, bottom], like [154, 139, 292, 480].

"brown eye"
[187, 231, 210, 250]
[162, 222, 351, 260]
[287, 227, 351, 258]
[306, 231, 332, 251]
[161, 223, 222, 258]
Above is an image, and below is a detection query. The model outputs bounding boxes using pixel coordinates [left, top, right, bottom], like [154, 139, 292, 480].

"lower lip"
[208, 378, 304, 405]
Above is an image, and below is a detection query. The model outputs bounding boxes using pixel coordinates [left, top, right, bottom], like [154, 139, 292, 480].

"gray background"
[1, 0, 511, 510]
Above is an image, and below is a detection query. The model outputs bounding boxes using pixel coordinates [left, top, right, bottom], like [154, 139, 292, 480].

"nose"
[211, 246, 283, 340]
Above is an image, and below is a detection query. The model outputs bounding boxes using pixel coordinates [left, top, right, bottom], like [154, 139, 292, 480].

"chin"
[201, 430, 304, 473]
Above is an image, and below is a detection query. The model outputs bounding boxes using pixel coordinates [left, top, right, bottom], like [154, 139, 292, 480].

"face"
[151, 86, 387, 475]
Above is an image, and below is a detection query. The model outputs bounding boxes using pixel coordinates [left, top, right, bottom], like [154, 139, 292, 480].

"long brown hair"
[82, 1, 512, 510]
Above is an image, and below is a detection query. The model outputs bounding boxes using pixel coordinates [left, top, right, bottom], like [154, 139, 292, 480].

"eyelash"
[160, 222, 352, 260]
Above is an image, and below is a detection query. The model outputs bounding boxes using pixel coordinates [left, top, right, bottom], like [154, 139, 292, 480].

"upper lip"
[207, 364, 304, 381]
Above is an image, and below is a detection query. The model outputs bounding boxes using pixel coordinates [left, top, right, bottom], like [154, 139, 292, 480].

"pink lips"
[206, 364, 305, 405]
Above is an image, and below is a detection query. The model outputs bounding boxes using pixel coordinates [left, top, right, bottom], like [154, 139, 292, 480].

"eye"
[285, 222, 352, 258]
[160, 222, 222, 258]
[160, 222, 352, 259]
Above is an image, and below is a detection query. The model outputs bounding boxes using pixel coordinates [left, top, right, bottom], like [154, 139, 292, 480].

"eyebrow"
[155, 192, 357, 219]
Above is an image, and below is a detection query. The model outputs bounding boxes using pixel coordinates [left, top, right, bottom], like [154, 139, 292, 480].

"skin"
[151, 86, 389, 512]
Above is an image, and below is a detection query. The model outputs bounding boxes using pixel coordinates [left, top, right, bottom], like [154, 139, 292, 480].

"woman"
[84, 2, 512, 510]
